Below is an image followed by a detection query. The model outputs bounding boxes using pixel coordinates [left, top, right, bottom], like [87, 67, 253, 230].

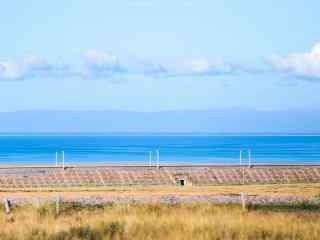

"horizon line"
[1, 132, 320, 137]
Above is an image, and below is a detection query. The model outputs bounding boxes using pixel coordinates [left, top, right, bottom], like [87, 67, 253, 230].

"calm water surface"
[0, 135, 319, 165]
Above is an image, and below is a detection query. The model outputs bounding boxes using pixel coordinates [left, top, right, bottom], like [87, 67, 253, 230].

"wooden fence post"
[3, 198, 11, 214]
[241, 192, 247, 212]
[55, 195, 60, 215]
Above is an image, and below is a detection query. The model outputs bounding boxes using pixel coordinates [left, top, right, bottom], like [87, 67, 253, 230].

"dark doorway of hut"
[179, 179, 185, 186]
[175, 178, 186, 187]
[174, 174, 191, 187]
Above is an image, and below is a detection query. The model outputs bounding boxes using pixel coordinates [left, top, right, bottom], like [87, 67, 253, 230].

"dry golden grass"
[0, 184, 319, 239]
[0, 202, 320, 240]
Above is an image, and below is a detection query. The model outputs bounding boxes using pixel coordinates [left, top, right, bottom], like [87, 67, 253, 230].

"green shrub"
[248, 201, 320, 212]
[47, 222, 124, 240]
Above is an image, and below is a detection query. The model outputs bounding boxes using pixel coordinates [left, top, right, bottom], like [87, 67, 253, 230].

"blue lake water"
[0, 134, 320, 165]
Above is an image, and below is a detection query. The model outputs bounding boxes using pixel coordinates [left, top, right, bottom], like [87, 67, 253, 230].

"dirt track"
[1, 183, 320, 205]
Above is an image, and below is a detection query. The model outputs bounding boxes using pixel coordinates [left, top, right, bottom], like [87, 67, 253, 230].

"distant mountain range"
[0, 109, 319, 133]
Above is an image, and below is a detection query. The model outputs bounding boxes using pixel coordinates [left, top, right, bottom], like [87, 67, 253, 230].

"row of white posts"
[54, 149, 251, 169]
[54, 149, 160, 169]
[239, 149, 252, 167]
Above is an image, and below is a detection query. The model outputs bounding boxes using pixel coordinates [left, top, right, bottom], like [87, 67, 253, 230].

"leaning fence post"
[55, 195, 60, 215]
[241, 193, 247, 212]
[3, 198, 11, 214]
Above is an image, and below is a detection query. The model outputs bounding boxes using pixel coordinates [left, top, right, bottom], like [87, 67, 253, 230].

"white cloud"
[0, 52, 249, 81]
[0, 62, 21, 80]
[189, 58, 211, 73]
[269, 43, 320, 80]
[22, 56, 75, 79]
[182, 58, 233, 75]
[85, 50, 118, 68]
[143, 57, 236, 77]
[0, 56, 76, 81]
[141, 61, 168, 76]
[83, 50, 127, 79]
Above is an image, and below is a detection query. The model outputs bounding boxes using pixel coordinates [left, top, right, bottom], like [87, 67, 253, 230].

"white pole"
[241, 192, 246, 212]
[62, 151, 65, 169]
[157, 149, 160, 169]
[248, 150, 251, 168]
[149, 151, 152, 167]
[55, 152, 58, 167]
[240, 150, 242, 166]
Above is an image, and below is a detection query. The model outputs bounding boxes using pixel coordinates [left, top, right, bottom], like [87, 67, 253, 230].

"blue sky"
[1, 0, 320, 112]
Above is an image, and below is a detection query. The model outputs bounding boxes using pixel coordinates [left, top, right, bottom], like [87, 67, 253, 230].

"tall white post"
[55, 152, 58, 167]
[248, 150, 251, 168]
[239, 150, 242, 166]
[62, 151, 65, 169]
[156, 149, 160, 169]
[149, 151, 152, 167]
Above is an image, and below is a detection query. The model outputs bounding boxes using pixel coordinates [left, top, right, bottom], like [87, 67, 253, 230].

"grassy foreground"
[0, 202, 320, 240]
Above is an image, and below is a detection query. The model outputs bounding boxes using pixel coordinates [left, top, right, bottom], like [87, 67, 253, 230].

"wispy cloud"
[22, 56, 76, 80]
[142, 57, 256, 78]
[82, 50, 127, 79]
[269, 43, 320, 81]
[0, 62, 21, 81]
[175, 58, 234, 76]
[0, 51, 258, 82]
[0, 56, 76, 81]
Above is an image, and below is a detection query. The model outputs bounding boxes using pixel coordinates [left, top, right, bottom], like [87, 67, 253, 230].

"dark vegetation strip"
[0, 222, 125, 240]
[2, 201, 320, 216]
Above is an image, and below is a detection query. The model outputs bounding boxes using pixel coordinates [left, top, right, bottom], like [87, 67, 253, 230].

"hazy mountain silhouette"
[0, 109, 319, 134]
